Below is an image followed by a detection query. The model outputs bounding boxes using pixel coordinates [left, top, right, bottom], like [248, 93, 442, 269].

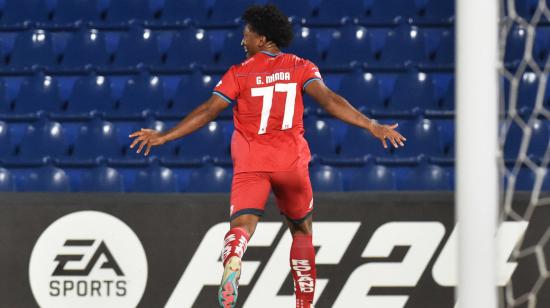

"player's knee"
[292, 228, 312, 237]
[288, 218, 313, 236]
[230, 214, 260, 236]
[231, 223, 255, 236]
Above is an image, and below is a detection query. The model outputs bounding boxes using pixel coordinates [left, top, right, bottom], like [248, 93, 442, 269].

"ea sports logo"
[29, 211, 148, 308]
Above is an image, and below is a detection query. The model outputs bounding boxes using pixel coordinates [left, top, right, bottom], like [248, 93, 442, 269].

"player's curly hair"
[242, 4, 293, 48]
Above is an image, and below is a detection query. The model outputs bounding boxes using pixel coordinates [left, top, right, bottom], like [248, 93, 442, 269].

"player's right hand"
[369, 122, 407, 149]
[129, 129, 167, 156]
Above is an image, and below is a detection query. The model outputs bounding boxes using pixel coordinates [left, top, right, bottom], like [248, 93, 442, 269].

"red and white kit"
[214, 51, 322, 223]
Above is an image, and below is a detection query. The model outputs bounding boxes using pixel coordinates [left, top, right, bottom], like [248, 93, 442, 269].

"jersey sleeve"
[301, 60, 323, 91]
[213, 66, 239, 104]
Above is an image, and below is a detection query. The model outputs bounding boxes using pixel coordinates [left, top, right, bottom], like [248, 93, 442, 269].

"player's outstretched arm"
[305, 79, 406, 149]
[128, 95, 230, 156]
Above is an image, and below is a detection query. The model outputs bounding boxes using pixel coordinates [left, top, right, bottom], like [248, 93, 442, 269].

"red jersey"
[213, 51, 322, 173]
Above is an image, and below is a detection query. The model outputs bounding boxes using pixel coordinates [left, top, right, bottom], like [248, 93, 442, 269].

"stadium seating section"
[0, 0, 539, 192]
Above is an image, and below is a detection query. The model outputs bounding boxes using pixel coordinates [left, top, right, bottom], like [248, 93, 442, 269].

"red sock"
[290, 233, 316, 308]
[221, 227, 250, 266]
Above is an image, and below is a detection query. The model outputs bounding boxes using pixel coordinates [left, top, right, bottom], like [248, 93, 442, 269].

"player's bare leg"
[285, 215, 316, 308]
[218, 214, 260, 308]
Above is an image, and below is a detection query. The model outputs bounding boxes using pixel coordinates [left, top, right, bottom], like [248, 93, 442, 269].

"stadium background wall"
[0, 193, 544, 308]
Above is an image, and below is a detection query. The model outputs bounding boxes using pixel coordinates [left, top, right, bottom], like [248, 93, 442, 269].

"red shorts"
[230, 167, 313, 224]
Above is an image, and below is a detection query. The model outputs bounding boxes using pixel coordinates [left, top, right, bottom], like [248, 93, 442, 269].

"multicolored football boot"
[218, 256, 241, 308]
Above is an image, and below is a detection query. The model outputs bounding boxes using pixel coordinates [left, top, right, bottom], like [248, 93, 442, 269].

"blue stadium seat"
[66, 74, 113, 115]
[418, 0, 454, 23]
[271, 0, 313, 19]
[340, 125, 392, 159]
[504, 119, 549, 161]
[133, 164, 179, 192]
[79, 165, 124, 192]
[304, 118, 337, 158]
[113, 26, 161, 67]
[176, 121, 228, 162]
[536, 27, 550, 67]
[13, 74, 62, 114]
[379, 24, 427, 67]
[395, 118, 443, 158]
[10, 29, 57, 69]
[62, 28, 110, 68]
[325, 25, 374, 67]
[53, 0, 101, 23]
[0, 121, 11, 157]
[503, 72, 542, 113]
[310, 165, 343, 192]
[513, 166, 550, 191]
[434, 77, 454, 111]
[437, 119, 454, 157]
[164, 28, 215, 68]
[285, 27, 322, 64]
[508, 0, 538, 20]
[217, 29, 247, 67]
[160, 0, 209, 24]
[397, 163, 451, 190]
[72, 118, 122, 159]
[164, 71, 215, 117]
[105, 0, 151, 23]
[504, 25, 527, 65]
[0, 79, 9, 113]
[125, 119, 177, 158]
[0, 39, 4, 64]
[512, 167, 533, 191]
[1, 0, 49, 24]
[346, 163, 395, 191]
[338, 71, 383, 111]
[186, 165, 232, 192]
[431, 30, 454, 66]
[209, 0, 252, 26]
[314, 0, 364, 25]
[367, 0, 418, 22]
[114, 72, 164, 118]
[17, 119, 67, 160]
[0, 168, 16, 191]
[516, 72, 539, 111]
[303, 93, 319, 116]
[22, 165, 71, 192]
[388, 71, 435, 113]
[533, 27, 550, 69]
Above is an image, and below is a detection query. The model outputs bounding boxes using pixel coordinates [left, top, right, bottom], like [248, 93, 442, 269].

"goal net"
[500, 0, 550, 306]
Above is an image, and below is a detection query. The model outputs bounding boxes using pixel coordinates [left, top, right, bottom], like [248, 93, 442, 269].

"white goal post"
[456, 0, 500, 307]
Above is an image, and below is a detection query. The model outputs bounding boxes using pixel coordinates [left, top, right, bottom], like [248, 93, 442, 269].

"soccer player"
[129, 4, 406, 308]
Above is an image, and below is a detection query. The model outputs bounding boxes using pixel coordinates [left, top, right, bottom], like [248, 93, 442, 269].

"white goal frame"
[456, 0, 500, 307]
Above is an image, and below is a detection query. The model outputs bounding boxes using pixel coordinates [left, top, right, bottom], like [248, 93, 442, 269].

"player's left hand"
[129, 129, 167, 156]
[369, 122, 407, 149]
